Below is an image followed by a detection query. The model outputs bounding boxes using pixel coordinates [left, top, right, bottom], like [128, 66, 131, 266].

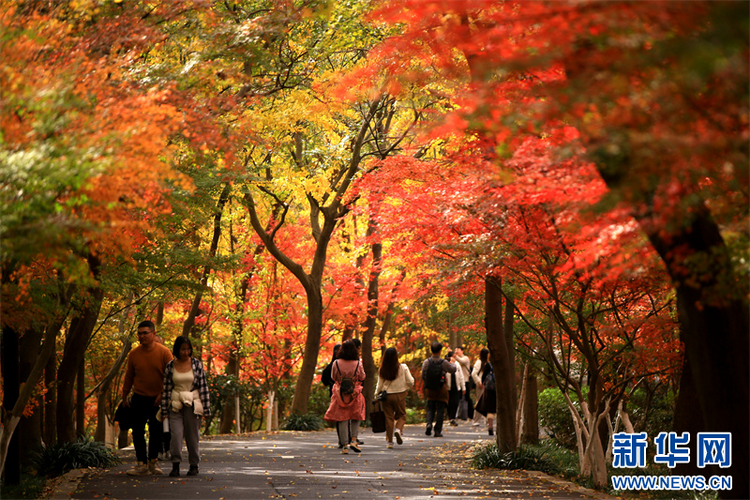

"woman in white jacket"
[471, 355, 486, 426]
[375, 347, 415, 448]
[445, 351, 465, 426]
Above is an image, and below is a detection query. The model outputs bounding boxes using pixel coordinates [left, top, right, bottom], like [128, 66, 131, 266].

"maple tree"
[1, 1, 745, 495]
[197, 0, 425, 414]
[357, 0, 747, 492]
[0, 0, 227, 478]
[357, 127, 681, 484]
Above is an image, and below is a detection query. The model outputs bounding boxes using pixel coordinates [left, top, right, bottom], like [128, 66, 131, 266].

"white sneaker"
[341, 445, 349, 454]
[394, 429, 403, 445]
[387, 442, 394, 449]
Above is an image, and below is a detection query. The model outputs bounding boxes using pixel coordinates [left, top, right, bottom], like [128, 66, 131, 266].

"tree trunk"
[95, 385, 111, 445]
[44, 352, 57, 446]
[521, 365, 539, 445]
[378, 269, 406, 352]
[93, 311, 132, 443]
[1, 325, 21, 485]
[290, 285, 324, 415]
[484, 277, 516, 452]
[673, 354, 708, 479]
[76, 358, 85, 438]
[503, 293, 516, 423]
[19, 327, 44, 469]
[645, 206, 749, 498]
[183, 183, 232, 343]
[57, 277, 104, 444]
[219, 353, 240, 434]
[360, 237, 382, 416]
[0, 314, 62, 478]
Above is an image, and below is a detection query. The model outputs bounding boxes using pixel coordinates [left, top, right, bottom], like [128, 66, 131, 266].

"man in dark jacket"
[421, 341, 456, 438]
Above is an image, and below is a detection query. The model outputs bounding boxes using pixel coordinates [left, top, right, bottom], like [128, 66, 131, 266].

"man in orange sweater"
[121, 320, 174, 475]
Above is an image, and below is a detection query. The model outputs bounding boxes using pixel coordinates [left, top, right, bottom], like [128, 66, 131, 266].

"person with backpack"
[420, 341, 456, 438]
[473, 348, 497, 436]
[324, 340, 366, 454]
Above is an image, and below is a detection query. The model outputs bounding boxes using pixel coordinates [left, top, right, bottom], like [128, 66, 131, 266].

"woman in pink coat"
[324, 340, 366, 454]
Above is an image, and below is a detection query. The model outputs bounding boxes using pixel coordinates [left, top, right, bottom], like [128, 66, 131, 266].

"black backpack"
[483, 364, 496, 391]
[424, 358, 445, 390]
[337, 360, 359, 397]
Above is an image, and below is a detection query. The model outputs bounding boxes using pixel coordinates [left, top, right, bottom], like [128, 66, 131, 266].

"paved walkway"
[58, 424, 618, 499]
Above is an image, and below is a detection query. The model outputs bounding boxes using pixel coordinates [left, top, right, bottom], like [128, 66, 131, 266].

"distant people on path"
[321, 344, 342, 398]
[473, 348, 496, 436]
[154, 334, 172, 461]
[121, 320, 173, 476]
[161, 335, 211, 477]
[421, 341, 456, 438]
[375, 347, 415, 449]
[471, 350, 487, 427]
[351, 338, 363, 445]
[453, 345, 474, 422]
[444, 350, 466, 427]
[324, 340, 366, 454]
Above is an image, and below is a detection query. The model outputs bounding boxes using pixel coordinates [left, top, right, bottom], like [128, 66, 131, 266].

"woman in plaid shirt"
[161, 336, 211, 477]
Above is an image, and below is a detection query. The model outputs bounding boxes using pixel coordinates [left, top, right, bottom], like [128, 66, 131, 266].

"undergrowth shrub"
[282, 413, 324, 431]
[472, 443, 561, 475]
[538, 387, 584, 449]
[32, 439, 120, 478]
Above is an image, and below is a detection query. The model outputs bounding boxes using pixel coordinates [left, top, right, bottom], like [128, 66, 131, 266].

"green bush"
[32, 439, 120, 478]
[282, 413, 324, 431]
[0, 473, 46, 500]
[472, 443, 561, 475]
[307, 382, 334, 419]
[626, 384, 675, 438]
[538, 387, 583, 449]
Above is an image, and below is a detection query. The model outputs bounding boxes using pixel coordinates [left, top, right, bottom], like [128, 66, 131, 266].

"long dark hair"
[379, 347, 400, 381]
[337, 340, 359, 361]
[479, 347, 490, 373]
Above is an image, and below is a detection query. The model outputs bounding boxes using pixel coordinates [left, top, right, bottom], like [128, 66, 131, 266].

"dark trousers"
[447, 389, 461, 420]
[426, 400, 447, 435]
[463, 390, 475, 420]
[130, 393, 163, 463]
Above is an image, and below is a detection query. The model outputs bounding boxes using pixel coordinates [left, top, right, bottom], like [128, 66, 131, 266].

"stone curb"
[48, 468, 87, 499]
[525, 470, 620, 500]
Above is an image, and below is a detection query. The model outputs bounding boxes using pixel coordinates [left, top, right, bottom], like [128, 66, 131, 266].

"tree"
[0, 0, 214, 476]
[364, 1, 748, 493]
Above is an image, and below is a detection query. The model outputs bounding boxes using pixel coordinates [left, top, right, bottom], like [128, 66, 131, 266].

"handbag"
[370, 400, 386, 433]
[376, 378, 392, 402]
[457, 398, 469, 420]
[114, 400, 134, 430]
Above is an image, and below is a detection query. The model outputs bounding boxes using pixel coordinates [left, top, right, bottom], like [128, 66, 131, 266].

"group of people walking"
[120, 321, 211, 477]
[423, 342, 496, 438]
[322, 339, 496, 454]
[121, 320, 493, 468]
